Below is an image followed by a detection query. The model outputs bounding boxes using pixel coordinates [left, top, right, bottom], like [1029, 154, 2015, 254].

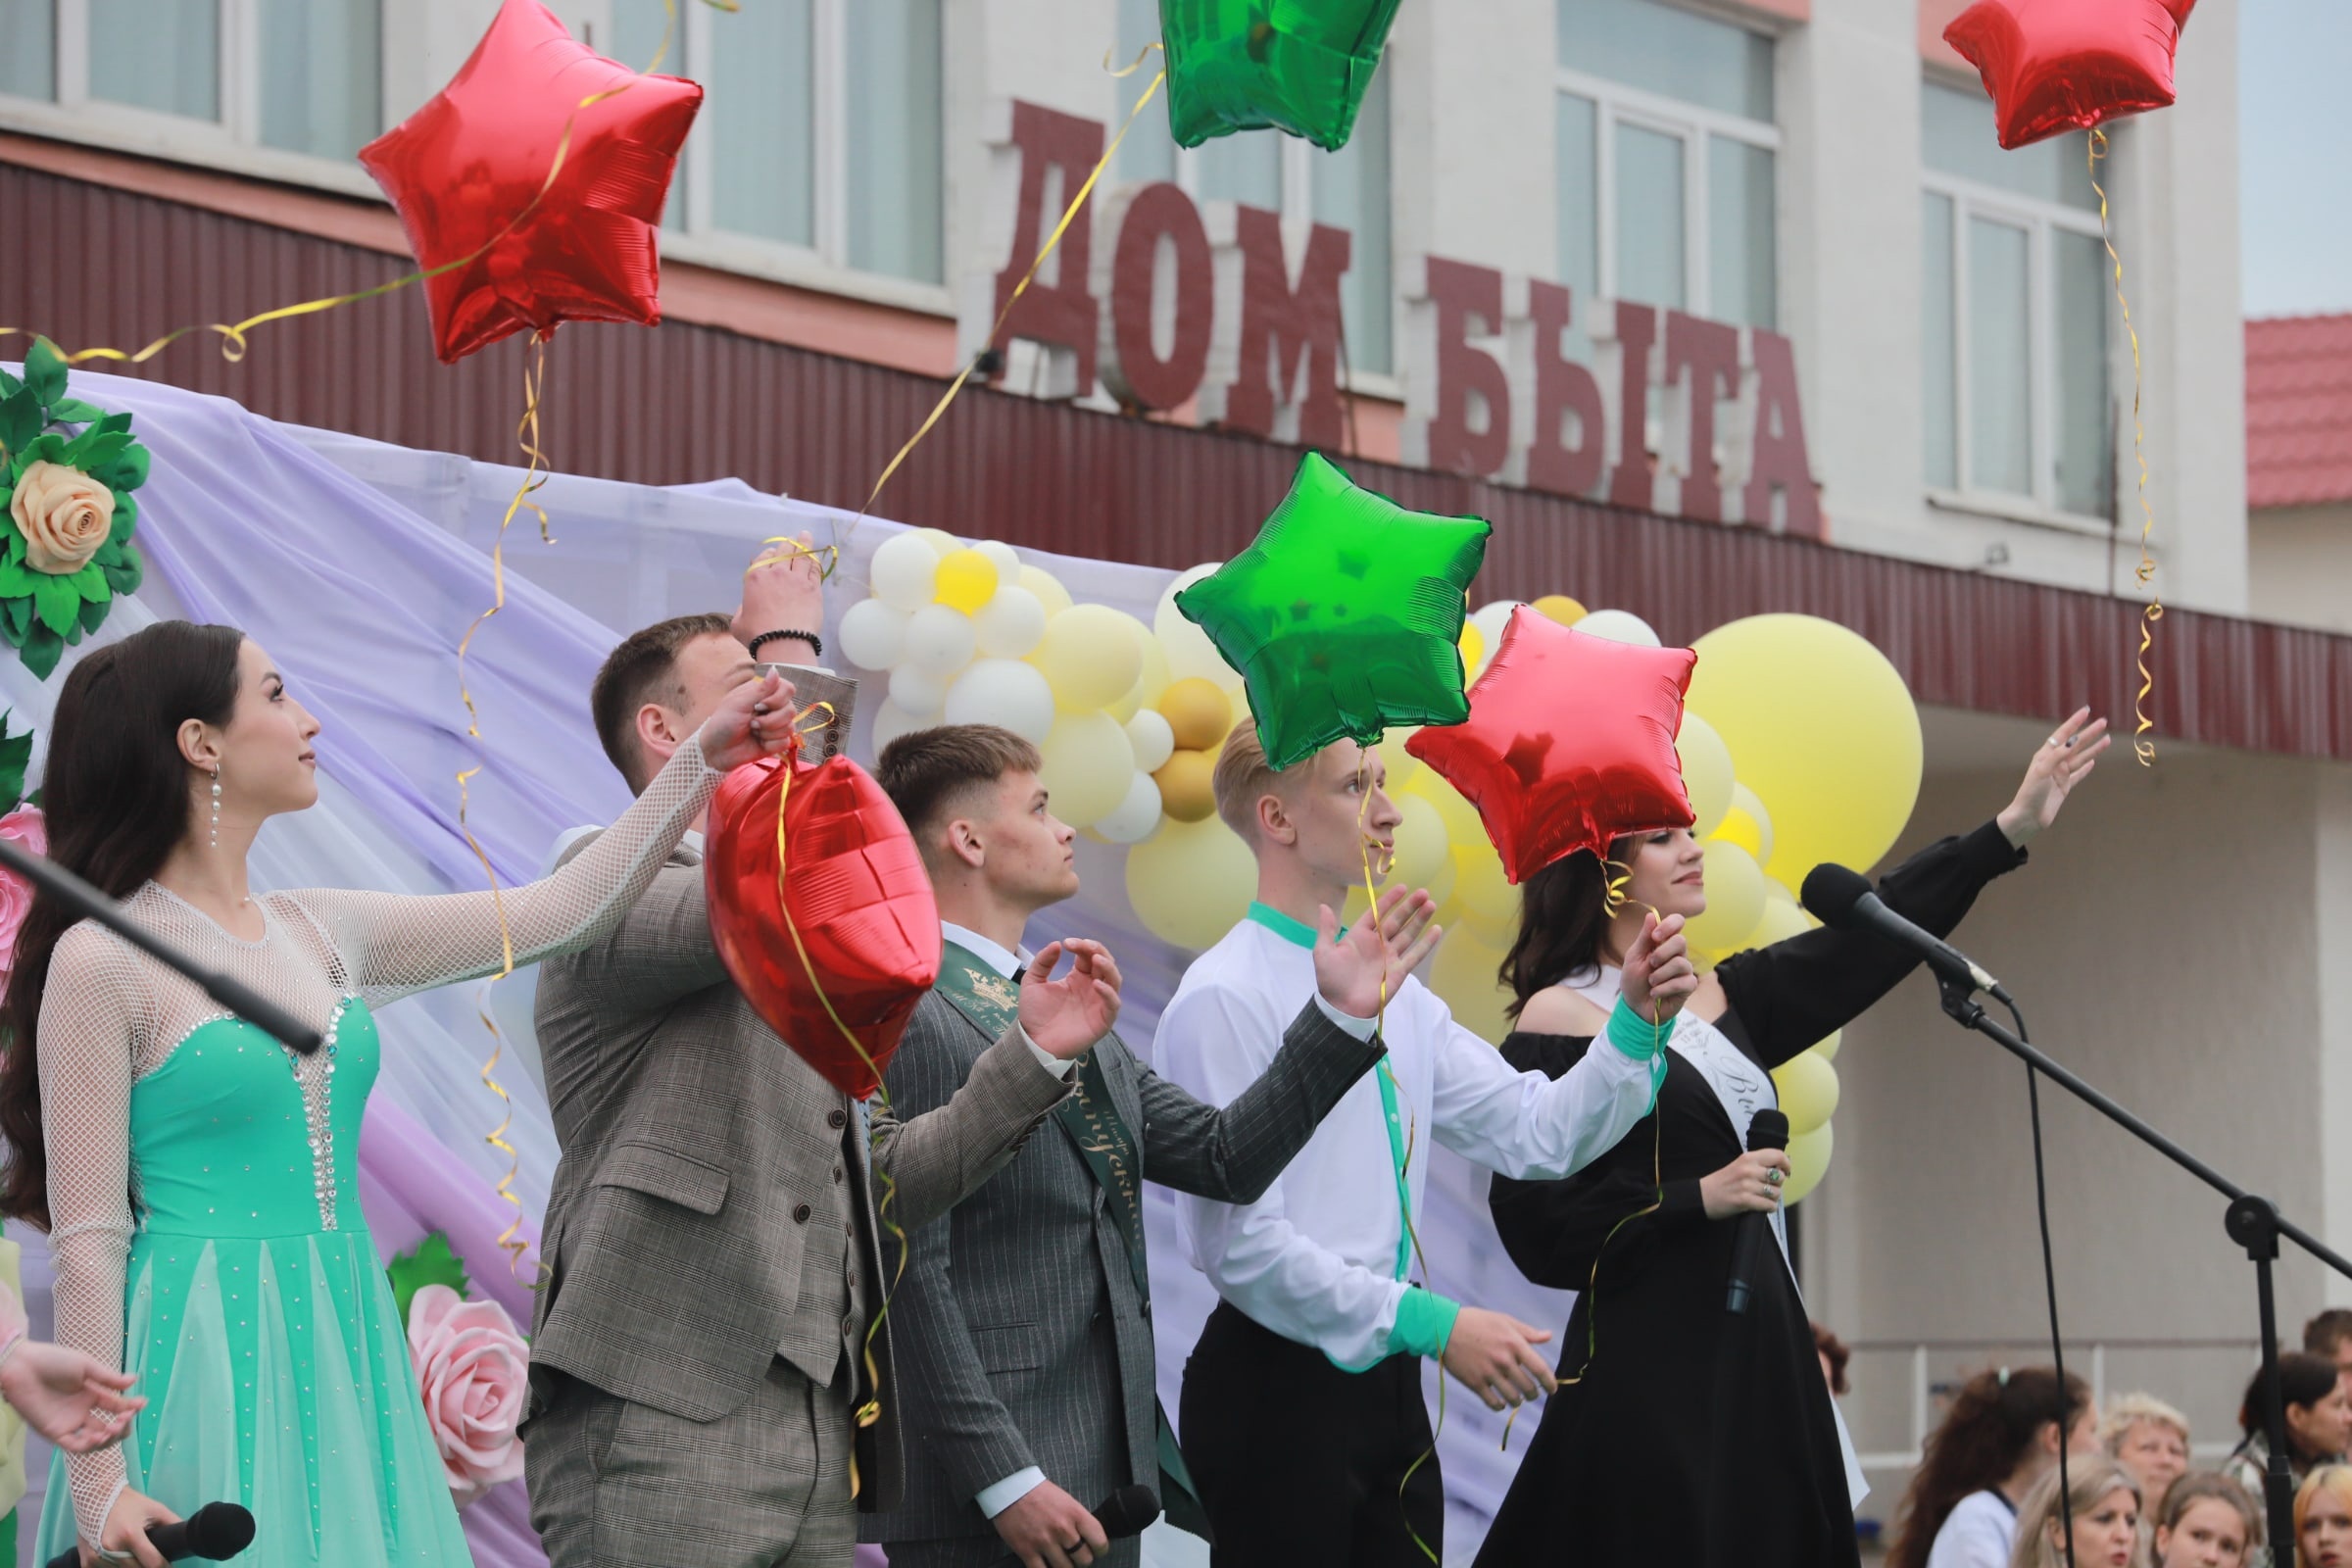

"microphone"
[1725, 1107, 1790, 1314]
[1800, 862, 2010, 1004]
[46, 1500, 256, 1568]
[991, 1486, 1159, 1566]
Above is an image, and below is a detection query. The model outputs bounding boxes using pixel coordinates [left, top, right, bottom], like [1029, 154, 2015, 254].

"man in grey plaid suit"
[862, 725, 1441, 1568]
[525, 548, 1122, 1568]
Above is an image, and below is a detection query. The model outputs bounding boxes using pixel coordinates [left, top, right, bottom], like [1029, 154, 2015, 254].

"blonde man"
[1152, 725, 1692, 1566]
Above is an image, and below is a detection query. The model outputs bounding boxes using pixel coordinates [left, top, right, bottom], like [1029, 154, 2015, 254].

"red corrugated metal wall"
[5, 159, 2349, 760]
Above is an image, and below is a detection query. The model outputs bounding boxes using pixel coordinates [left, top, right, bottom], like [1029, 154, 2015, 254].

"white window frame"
[0, 0, 387, 197]
[652, 0, 952, 316]
[1921, 163, 2110, 530]
[1554, 61, 1781, 324]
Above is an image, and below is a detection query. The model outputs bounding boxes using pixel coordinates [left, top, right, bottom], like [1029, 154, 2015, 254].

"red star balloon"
[1406, 607, 1696, 884]
[359, 0, 703, 364]
[1943, 0, 2196, 151]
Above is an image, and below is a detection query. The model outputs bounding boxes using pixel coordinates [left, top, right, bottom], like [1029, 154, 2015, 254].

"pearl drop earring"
[209, 766, 221, 850]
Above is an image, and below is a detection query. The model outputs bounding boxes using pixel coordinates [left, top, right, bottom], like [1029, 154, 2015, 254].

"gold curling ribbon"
[768, 709, 909, 1500]
[851, 47, 1168, 529]
[2087, 128, 2162, 766]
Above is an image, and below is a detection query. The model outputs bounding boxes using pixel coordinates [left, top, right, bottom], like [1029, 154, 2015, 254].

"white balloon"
[945, 659, 1057, 745]
[901, 603, 978, 676]
[1574, 609, 1663, 646]
[870, 699, 936, 753]
[837, 599, 908, 671]
[975, 540, 1023, 578]
[1123, 709, 1176, 773]
[972, 585, 1049, 659]
[870, 531, 941, 612]
[1470, 600, 1518, 644]
[911, 527, 961, 559]
[1095, 772, 1165, 844]
[889, 664, 950, 716]
[1154, 562, 1243, 691]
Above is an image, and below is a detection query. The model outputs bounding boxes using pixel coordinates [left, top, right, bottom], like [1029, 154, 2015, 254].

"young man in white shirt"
[1156, 724, 1696, 1566]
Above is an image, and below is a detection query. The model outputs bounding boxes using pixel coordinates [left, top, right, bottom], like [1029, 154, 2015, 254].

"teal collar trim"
[1245, 901, 1319, 949]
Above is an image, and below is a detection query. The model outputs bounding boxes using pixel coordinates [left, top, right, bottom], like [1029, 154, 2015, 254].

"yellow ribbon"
[2087, 128, 2162, 766]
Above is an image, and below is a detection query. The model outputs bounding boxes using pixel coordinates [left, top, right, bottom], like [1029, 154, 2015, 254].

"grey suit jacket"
[860, 986, 1385, 1544]
[526, 671, 1074, 1511]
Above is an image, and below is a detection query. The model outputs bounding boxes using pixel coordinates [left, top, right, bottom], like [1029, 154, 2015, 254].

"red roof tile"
[2248, 313, 2352, 509]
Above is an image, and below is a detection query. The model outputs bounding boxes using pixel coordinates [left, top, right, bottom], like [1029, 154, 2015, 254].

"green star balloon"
[1176, 453, 1492, 771]
[1159, 0, 1405, 152]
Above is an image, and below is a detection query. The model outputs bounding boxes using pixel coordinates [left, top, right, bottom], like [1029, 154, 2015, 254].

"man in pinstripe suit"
[525, 549, 1117, 1568]
[863, 725, 1441, 1568]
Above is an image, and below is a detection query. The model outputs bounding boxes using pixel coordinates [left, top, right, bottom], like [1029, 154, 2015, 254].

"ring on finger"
[1765, 1168, 1786, 1187]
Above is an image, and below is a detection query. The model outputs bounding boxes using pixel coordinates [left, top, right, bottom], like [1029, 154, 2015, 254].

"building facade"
[2, 0, 2347, 1533]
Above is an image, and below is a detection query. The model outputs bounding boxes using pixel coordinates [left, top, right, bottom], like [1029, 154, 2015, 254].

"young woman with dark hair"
[2222, 1352, 2352, 1550]
[1471, 713, 2108, 1568]
[1, 622, 792, 1567]
[1897, 1368, 2098, 1568]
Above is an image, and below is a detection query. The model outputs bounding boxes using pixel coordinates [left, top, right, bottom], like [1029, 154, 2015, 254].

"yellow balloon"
[1379, 729, 1425, 791]
[933, 549, 1000, 613]
[1718, 783, 1776, 866]
[1687, 614, 1923, 888]
[1762, 874, 1797, 906]
[1020, 565, 1074, 618]
[1037, 712, 1135, 829]
[1153, 750, 1218, 823]
[1458, 620, 1487, 674]
[1677, 711, 1736, 840]
[1103, 611, 1166, 723]
[1783, 1121, 1834, 1205]
[1772, 1052, 1840, 1136]
[1126, 814, 1257, 951]
[1533, 594, 1587, 628]
[1031, 605, 1146, 712]
[1428, 928, 1514, 1046]
[1385, 793, 1457, 907]
[1452, 841, 1517, 925]
[1401, 767, 1486, 848]
[911, 526, 961, 558]
[1449, 897, 1519, 949]
[1157, 678, 1234, 753]
[1809, 1029, 1841, 1062]
[1683, 839, 1765, 955]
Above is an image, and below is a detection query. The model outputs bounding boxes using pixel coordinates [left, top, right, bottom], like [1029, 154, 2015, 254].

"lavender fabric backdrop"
[0, 368, 1581, 1566]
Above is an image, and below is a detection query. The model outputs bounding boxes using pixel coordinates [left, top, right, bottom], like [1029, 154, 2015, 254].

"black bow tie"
[1010, 965, 1027, 984]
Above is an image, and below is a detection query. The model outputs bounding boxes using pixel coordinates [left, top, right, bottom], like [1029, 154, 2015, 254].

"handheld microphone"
[46, 1500, 256, 1568]
[990, 1485, 1159, 1567]
[1800, 862, 2010, 1004]
[1724, 1108, 1790, 1315]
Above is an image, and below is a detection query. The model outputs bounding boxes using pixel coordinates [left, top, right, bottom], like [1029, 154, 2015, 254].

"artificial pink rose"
[0, 808, 45, 981]
[406, 1284, 528, 1508]
[9, 461, 113, 575]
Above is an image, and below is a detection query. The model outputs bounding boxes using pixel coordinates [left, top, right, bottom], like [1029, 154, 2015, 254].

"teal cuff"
[1605, 997, 1667, 1062]
[1388, 1286, 1462, 1360]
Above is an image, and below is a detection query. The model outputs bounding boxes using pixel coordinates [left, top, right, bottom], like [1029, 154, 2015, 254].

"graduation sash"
[935, 942, 1212, 1541]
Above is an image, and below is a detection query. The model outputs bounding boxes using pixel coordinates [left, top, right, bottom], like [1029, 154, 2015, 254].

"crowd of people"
[1878, 1309, 2352, 1568]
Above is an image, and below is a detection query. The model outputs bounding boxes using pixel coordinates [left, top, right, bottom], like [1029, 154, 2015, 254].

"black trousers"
[1179, 1300, 1444, 1568]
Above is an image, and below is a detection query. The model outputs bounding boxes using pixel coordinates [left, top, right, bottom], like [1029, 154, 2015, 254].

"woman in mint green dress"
[0, 620, 793, 1565]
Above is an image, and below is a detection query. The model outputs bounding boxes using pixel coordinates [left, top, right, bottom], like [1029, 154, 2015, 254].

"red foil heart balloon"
[706, 751, 942, 1100]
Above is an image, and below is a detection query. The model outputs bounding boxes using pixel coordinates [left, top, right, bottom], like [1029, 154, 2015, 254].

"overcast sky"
[2241, 0, 2351, 318]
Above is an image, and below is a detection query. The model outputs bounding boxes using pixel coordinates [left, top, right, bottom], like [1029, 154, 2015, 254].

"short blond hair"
[2101, 1392, 2191, 1452]
[1212, 721, 1289, 842]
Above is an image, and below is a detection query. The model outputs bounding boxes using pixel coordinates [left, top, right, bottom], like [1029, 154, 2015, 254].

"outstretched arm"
[1137, 1002, 1385, 1204]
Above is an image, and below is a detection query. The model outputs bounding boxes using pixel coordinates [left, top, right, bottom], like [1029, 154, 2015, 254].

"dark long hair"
[2238, 1352, 2341, 1445]
[1887, 1366, 2090, 1568]
[1498, 835, 1635, 1020]
[0, 622, 246, 1229]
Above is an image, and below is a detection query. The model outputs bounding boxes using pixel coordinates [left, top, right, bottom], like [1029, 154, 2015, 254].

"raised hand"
[1018, 939, 1123, 1060]
[1620, 911, 1697, 1023]
[733, 531, 827, 657]
[1312, 886, 1442, 1021]
[0, 1338, 143, 1451]
[696, 670, 801, 773]
[1997, 707, 2109, 847]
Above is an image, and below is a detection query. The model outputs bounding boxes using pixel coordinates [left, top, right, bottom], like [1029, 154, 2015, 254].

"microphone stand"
[1936, 974, 2352, 1561]
[0, 837, 320, 1054]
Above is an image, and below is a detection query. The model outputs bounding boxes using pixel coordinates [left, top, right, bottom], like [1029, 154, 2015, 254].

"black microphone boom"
[46, 1499, 256, 1568]
[1800, 862, 2010, 1004]
[1724, 1108, 1790, 1315]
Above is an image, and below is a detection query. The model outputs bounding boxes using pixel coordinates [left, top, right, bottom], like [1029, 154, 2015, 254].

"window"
[613, 0, 945, 287]
[1116, 0, 1395, 373]
[1921, 80, 2113, 519]
[0, 0, 381, 164]
[1556, 0, 1780, 337]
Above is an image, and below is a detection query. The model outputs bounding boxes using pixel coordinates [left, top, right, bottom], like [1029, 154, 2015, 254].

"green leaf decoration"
[20, 625, 62, 680]
[94, 445, 148, 493]
[101, 551, 143, 597]
[21, 340, 65, 414]
[62, 428, 130, 473]
[18, 432, 64, 467]
[29, 574, 77, 637]
[0, 598, 26, 647]
[70, 563, 109, 602]
[93, 411, 130, 437]
[49, 399, 104, 425]
[0, 560, 32, 599]
[0, 389, 40, 459]
[385, 1232, 472, 1327]
[0, 370, 18, 399]
[108, 491, 137, 543]
[0, 713, 32, 811]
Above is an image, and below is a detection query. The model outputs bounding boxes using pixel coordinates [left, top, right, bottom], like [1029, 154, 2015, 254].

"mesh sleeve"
[297, 731, 723, 1005]
[38, 921, 139, 1544]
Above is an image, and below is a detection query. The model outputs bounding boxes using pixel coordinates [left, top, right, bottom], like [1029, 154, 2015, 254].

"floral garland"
[386, 1231, 528, 1509]
[0, 340, 147, 679]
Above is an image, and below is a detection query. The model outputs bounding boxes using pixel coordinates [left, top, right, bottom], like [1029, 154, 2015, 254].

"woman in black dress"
[1472, 710, 2108, 1568]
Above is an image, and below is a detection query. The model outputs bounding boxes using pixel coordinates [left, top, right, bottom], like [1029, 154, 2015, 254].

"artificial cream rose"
[407, 1284, 528, 1508]
[9, 461, 114, 576]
